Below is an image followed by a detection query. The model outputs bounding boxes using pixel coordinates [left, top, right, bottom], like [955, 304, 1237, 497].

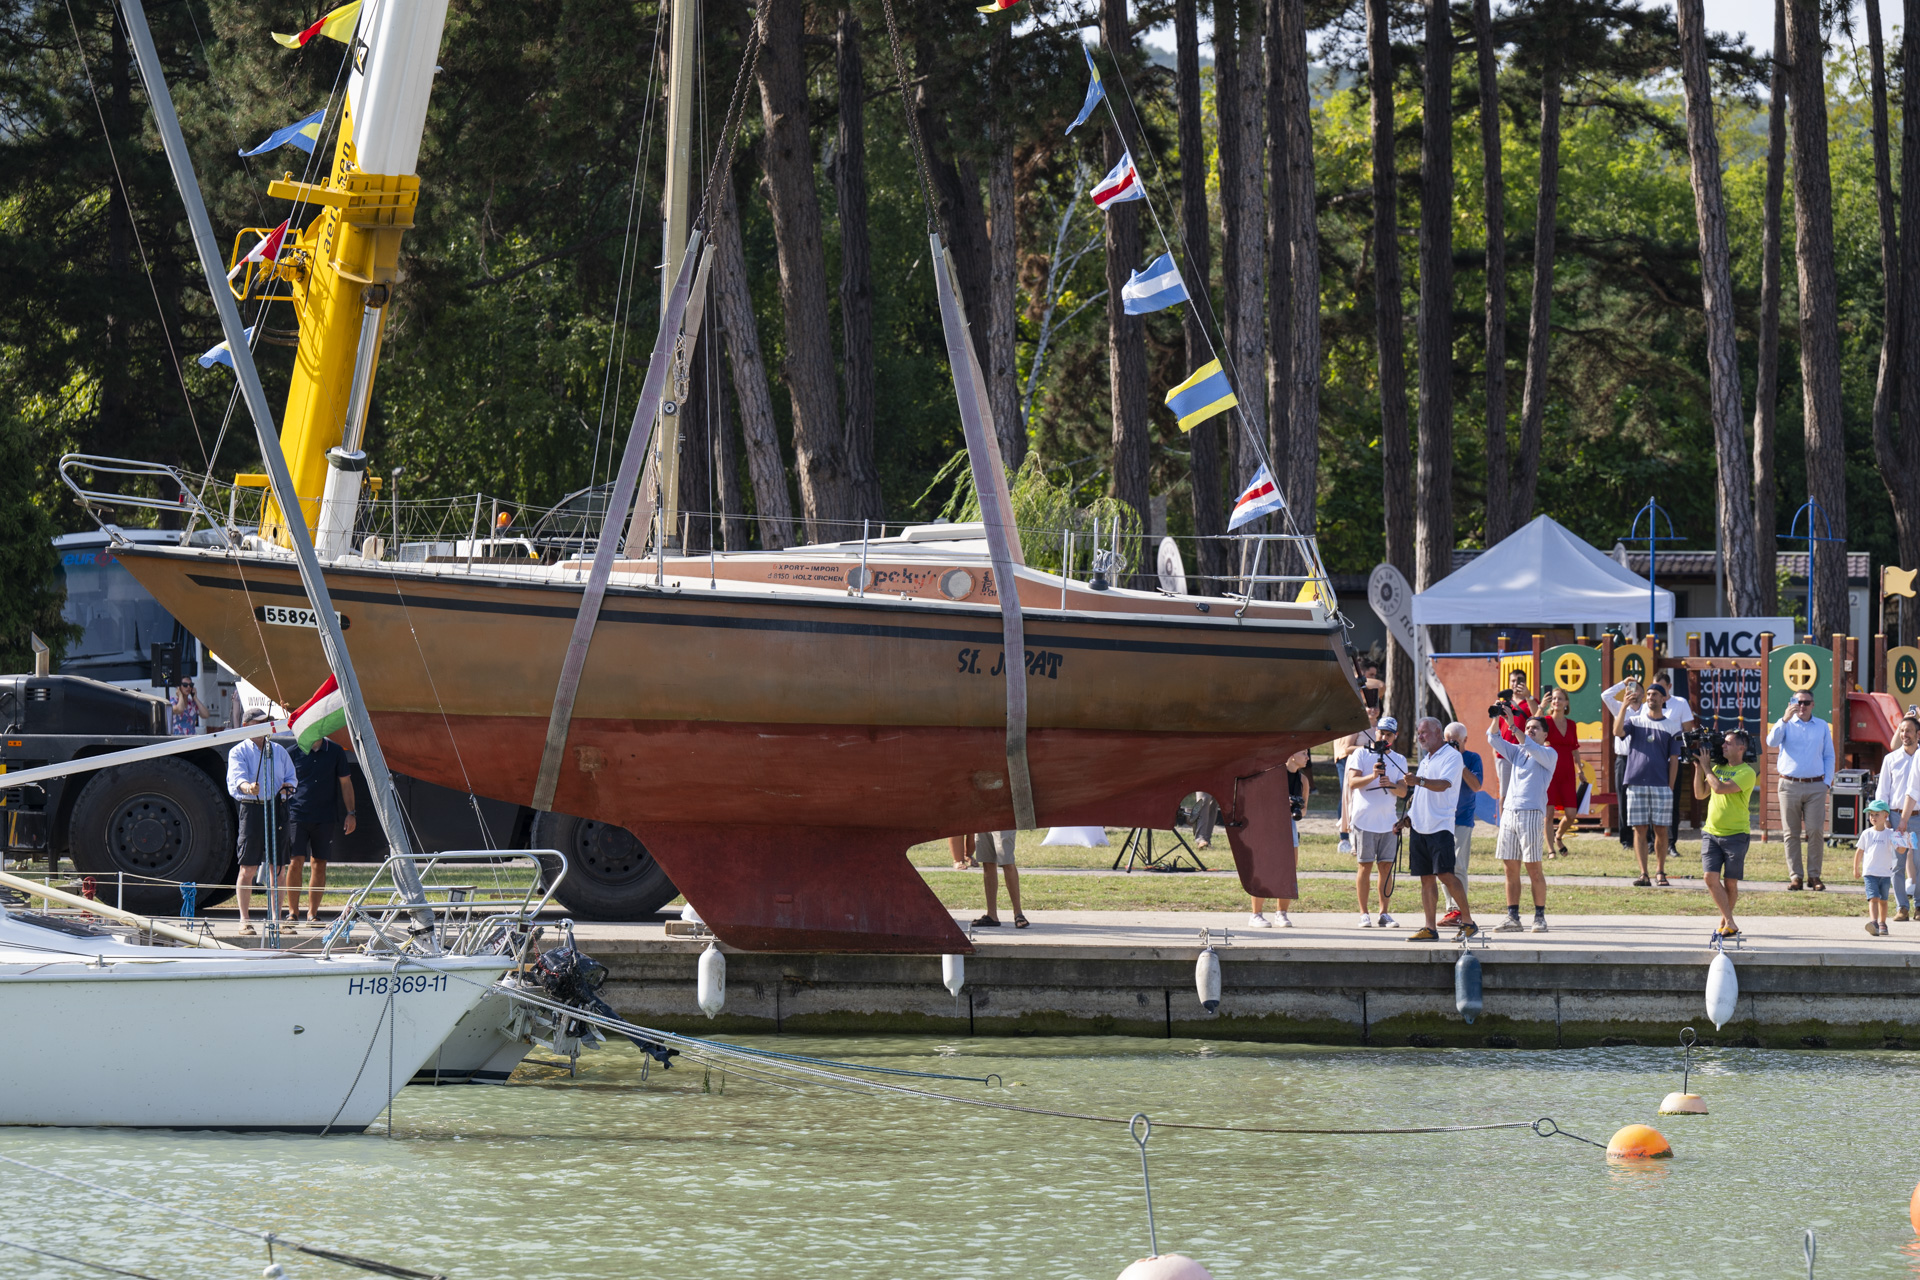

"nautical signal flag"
[238, 109, 325, 157]
[1121, 253, 1189, 315]
[976, 0, 1023, 12]
[227, 220, 290, 281]
[197, 326, 259, 370]
[273, 0, 361, 48]
[1066, 45, 1104, 134]
[1091, 150, 1144, 209]
[1228, 464, 1287, 531]
[1164, 357, 1237, 432]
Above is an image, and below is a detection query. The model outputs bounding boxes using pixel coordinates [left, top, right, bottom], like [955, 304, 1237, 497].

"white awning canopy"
[1411, 515, 1675, 626]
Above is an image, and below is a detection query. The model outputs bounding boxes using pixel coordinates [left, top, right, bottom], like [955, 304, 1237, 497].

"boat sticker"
[958, 647, 1063, 679]
[255, 605, 349, 630]
[347, 973, 448, 994]
[939, 569, 974, 600]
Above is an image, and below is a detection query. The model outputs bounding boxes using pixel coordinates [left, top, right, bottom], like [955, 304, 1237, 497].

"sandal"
[239, 923, 257, 935]
[972, 914, 1001, 927]
[1632, 877, 1652, 888]
[1656, 874, 1671, 887]
[1013, 913, 1030, 929]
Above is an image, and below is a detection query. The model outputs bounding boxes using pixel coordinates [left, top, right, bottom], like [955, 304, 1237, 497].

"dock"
[556, 913, 1920, 1051]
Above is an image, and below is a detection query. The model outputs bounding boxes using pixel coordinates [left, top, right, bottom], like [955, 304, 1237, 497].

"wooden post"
[1530, 632, 1544, 702]
[1874, 633, 1888, 693]
[1845, 635, 1859, 691]
[1832, 632, 1848, 764]
[1600, 632, 1616, 835]
[1497, 633, 1508, 655]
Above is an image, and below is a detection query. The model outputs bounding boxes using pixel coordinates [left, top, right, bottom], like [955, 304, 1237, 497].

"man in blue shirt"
[1767, 691, 1836, 890]
[224, 710, 295, 935]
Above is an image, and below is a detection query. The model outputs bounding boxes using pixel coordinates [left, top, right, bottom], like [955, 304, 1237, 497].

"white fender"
[1195, 948, 1221, 1013]
[1117, 1254, 1214, 1280]
[1705, 951, 1738, 1030]
[697, 941, 726, 1019]
[942, 952, 965, 997]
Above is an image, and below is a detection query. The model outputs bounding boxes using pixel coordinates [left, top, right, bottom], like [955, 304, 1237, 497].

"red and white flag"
[1090, 151, 1144, 210]
[228, 220, 289, 281]
[1228, 464, 1287, 531]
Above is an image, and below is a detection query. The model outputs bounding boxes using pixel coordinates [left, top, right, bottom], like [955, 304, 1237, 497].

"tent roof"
[1411, 515, 1675, 625]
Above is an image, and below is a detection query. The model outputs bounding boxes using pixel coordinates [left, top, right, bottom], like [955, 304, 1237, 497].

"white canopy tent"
[1411, 514, 1674, 627]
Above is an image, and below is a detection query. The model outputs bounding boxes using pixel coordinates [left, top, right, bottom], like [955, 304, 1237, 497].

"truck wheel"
[67, 759, 235, 915]
[529, 811, 677, 921]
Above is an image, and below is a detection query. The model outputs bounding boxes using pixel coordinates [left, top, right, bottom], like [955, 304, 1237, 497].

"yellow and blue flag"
[1164, 358, 1237, 432]
[239, 109, 325, 158]
[1066, 45, 1104, 134]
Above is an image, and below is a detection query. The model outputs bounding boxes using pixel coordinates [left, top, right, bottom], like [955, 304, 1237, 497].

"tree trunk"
[1176, 0, 1228, 593]
[912, 45, 994, 373]
[1752, 0, 1786, 618]
[835, 9, 883, 523]
[1103, 0, 1151, 583]
[1473, 0, 1510, 542]
[757, 0, 855, 538]
[711, 341, 750, 552]
[1883, 0, 1920, 639]
[987, 27, 1023, 477]
[1509, 42, 1561, 531]
[713, 178, 797, 551]
[1414, 0, 1454, 597]
[1274, 0, 1320, 523]
[1217, 0, 1268, 493]
[1676, 0, 1764, 617]
[1785, 0, 1849, 641]
[1369, 0, 1416, 733]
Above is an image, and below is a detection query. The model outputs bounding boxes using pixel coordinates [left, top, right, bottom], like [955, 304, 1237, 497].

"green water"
[6, 1038, 1919, 1279]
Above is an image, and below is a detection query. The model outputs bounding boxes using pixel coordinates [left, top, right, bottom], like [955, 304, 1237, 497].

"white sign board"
[1666, 617, 1795, 659]
[1368, 564, 1450, 710]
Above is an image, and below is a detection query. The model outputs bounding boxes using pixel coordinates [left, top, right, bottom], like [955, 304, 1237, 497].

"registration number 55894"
[255, 605, 350, 630]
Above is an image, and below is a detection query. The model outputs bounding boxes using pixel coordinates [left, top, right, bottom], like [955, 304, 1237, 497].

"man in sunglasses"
[1767, 690, 1835, 890]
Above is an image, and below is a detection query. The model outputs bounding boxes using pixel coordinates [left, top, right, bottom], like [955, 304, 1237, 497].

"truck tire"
[529, 811, 677, 921]
[67, 758, 235, 915]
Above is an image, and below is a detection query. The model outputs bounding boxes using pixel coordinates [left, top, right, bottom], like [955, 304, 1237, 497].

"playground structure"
[1433, 631, 1920, 840]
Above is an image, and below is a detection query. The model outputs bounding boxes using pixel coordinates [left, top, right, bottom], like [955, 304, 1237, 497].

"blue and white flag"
[197, 326, 258, 370]
[1227, 463, 1287, 531]
[238, 109, 325, 157]
[1066, 44, 1104, 134]
[1121, 253, 1189, 315]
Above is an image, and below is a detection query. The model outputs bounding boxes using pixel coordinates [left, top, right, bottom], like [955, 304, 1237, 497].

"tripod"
[1111, 826, 1208, 873]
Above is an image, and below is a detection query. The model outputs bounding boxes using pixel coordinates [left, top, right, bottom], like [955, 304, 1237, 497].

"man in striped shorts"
[1613, 683, 1684, 887]
[1486, 715, 1556, 932]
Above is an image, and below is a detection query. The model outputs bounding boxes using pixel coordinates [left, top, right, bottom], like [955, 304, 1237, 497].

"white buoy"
[697, 941, 726, 1018]
[1117, 1254, 1214, 1280]
[1194, 947, 1220, 1013]
[1705, 951, 1738, 1029]
[262, 1265, 288, 1280]
[942, 952, 965, 997]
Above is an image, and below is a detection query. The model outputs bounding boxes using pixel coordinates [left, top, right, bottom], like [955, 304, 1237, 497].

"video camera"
[1681, 724, 1725, 764]
[1486, 689, 1515, 720]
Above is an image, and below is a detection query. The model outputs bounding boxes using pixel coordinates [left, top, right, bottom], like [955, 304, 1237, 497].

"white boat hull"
[0, 916, 512, 1130]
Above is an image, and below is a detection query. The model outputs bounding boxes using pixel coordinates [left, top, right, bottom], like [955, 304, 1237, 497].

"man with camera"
[1392, 717, 1478, 941]
[1767, 690, 1834, 890]
[1346, 715, 1406, 927]
[1693, 728, 1756, 939]
[1488, 670, 1534, 805]
[1613, 680, 1684, 887]
[1879, 716, 1920, 918]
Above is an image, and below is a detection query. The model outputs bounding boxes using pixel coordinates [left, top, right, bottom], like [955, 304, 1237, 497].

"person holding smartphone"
[1347, 716, 1406, 928]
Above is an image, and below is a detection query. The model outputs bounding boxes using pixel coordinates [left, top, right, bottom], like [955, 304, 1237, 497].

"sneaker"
[1439, 909, 1462, 927]
[1338, 834, 1353, 855]
[1881, 922, 1892, 937]
[1377, 913, 1397, 929]
[1408, 926, 1440, 941]
[1866, 920, 1879, 936]
[1455, 922, 1480, 940]
[1358, 913, 1375, 928]
[1247, 913, 1272, 929]
[1496, 915, 1524, 932]
[1531, 915, 1549, 933]
[1276, 912, 1293, 928]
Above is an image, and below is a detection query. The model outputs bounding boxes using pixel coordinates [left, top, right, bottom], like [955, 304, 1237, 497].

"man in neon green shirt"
[1693, 729, 1757, 940]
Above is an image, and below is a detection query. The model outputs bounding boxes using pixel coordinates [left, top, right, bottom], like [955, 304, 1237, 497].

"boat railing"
[58, 454, 225, 537]
[320, 850, 568, 959]
[1218, 530, 1338, 615]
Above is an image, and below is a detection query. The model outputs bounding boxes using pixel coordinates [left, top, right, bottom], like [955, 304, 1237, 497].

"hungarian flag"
[1091, 150, 1144, 209]
[273, 0, 361, 48]
[227, 220, 289, 281]
[291, 675, 347, 750]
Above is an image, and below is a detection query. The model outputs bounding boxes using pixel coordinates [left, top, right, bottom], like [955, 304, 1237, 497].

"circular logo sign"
[1783, 652, 1819, 692]
[1895, 652, 1919, 697]
[939, 568, 975, 601]
[1553, 651, 1588, 692]
[1620, 652, 1647, 684]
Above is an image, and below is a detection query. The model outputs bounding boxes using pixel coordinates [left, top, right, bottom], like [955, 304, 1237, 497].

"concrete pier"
[573, 913, 1920, 1050]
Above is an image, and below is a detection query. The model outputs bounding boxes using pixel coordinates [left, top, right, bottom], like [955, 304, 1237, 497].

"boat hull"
[119, 547, 1364, 952]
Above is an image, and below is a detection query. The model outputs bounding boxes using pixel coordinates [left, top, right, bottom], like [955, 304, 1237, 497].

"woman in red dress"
[1541, 688, 1582, 856]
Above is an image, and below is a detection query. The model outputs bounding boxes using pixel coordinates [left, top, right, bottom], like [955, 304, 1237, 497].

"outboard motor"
[533, 938, 679, 1069]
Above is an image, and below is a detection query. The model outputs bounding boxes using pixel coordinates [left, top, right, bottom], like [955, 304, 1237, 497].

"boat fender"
[1117, 1254, 1214, 1279]
[1454, 951, 1483, 1024]
[1194, 947, 1220, 1013]
[1704, 951, 1738, 1029]
[942, 952, 965, 997]
[697, 941, 726, 1018]
[263, 1265, 287, 1279]
[1659, 1092, 1708, 1115]
[1909, 1179, 1920, 1233]
[1605, 1124, 1672, 1159]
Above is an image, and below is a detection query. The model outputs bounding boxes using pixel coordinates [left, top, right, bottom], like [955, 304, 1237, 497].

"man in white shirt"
[1877, 716, 1920, 919]
[1347, 716, 1406, 928]
[1393, 717, 1478, 941]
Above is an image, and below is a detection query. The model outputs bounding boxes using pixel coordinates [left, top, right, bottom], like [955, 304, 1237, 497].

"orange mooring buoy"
[1908, 1180, 1920, 1233]
[1606, 1124, 1673, 1159]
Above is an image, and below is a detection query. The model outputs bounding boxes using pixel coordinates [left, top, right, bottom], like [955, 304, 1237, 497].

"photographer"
[1346, 716, 1406, 928]
[1614, 681, 1684, 887]
[1485, 715, 1556, 932]
[1489, 670, 1534, 806]
[1693, 728, 1756, 940]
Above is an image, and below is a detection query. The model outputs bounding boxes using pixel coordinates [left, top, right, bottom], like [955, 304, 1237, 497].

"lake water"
[5, 1037, 1918, 1279]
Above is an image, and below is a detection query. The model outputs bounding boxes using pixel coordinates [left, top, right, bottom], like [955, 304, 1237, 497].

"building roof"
[1450, 547, 1870, 581]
